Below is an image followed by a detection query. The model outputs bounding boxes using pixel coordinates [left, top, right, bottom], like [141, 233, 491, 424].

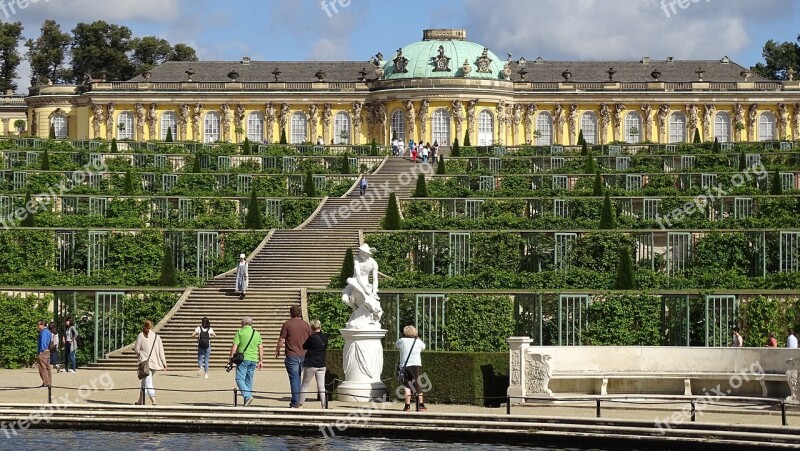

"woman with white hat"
[235, 253, 249, 300]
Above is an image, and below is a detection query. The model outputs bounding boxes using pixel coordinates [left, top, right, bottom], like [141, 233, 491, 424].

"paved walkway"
[0, 369, 797, 429]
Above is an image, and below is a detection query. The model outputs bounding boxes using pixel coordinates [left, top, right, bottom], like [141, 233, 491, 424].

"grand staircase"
[90, 156, 421, 371]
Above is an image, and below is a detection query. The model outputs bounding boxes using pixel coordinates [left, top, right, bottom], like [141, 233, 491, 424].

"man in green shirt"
[229, 316, 263, 407]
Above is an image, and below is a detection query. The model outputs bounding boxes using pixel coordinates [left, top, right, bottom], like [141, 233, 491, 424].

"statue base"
[336, 328, 388, 403]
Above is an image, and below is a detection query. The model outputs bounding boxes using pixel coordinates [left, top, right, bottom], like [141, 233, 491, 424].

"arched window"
[669, 112, 686, 143]
[478, 109, 494, 146]
[247, 112, 264, 142]
[625, 112, 642, 144]
[160, 111, 177, 141]
[536, 112, 553, 146]
[333, 111, 351, 144]
[714, 112, 731, 143]
[391, 110, 405, 141]
[204, 112, 220, 143]
[759, 112, 776, 142]
[50, 113, 68, 139]
[432, 109, 450, 145]
[117, 111, 134, 140]
[580, 112, 597, 145]
[290, 112, 307, 144]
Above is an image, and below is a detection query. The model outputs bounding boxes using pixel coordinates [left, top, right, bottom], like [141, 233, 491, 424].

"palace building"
[23, 29, 800, 146]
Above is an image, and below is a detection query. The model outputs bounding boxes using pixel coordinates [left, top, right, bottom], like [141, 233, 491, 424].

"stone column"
[497, 101, 506, 145]
[598, 104, 610, 145]
[321, 104, 332, 144]
[418, 100, 429, 144]
[507, 337, 530, 402]
[220, 104, 231, 142]
[657, 105, 670, 144]
[777, 104, 789, 141]
[641, 104, 653, 143]
[179, 104, 189, 142]
[337, 329, 388, 402]
[524, 104, 536, 145]
[612, 103, 626, 142]
[308, 104, 319, 143]
[404, 100, 416, 142]
[352, 101, 363, 145]
[793, 104, 800, 141]
[147, 104, 158, 141]
[265, 103, 276, 144]
[134, 103, 146, 142]
[452, 100, 464, 144]
[747, 104, 758, 142]
[567, 105, 578, 145]
[105, 103, 115, 140]
[733, 104, 744, 144]
[703, 104, 715, 141]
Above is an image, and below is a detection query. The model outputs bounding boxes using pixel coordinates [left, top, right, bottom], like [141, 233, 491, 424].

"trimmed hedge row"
[325, 349, 508, 406]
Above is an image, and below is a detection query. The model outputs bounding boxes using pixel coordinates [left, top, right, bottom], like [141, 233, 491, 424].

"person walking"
[767, 333, 778, 347]
[36, 320, 52, 388]
[48, 322, 62, 373]
[134, 320, 167, 406]
[192, 317, 216, 378]
[298, 320, 328, 408]
[788, 330, 798, 348]
[421, 145, 429, 164]
[732, 327, 744, 347]
[235, 253, 249, 300]
[359, 175, 368, 196]
[275, 305, 313, 408]
[429, 142, 436, 162]
[230, 316, 263, 407]
[396, 325, 427, 412]
[63, 318, 78, 373]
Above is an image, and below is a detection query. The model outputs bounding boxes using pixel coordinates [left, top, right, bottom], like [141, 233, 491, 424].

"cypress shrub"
[336, 248, 355, 289]
[340, 153, 351, 174]
[123, 170, 134, 195]
[712, 137, 721, 154]
[593, 170, 603, 197]
[599, 192, 615, 229]
[451, 138, 460, 157]
[304, 171, 317, 197]
[245, 190, 263, 229]
[21, 193, 34, 227]
[577, 130, 585, 146]
[192, 155, 202, 173]
[739, 152, 747, 171]
[110, 138, 118, 153]
[279, 129, 288, 145]
[383, 193, 401, 230]
[158, 245, 178, 287]
[370, 138, 378, 156]
[48, 126, 56, 140]
[615, 246, 636, 290]
[413, 174, 428, 197]
[771, 170, 783, 195]
[242, 137, 252, 155]
[165, 127, 174, 142]
[436, 155, 446, 174]
[584, 153, 596, 174]
[463, 132, 471, 147]
[580, 140, 589, 157]
[693, 128, 702, 144]
[41, 149, 50, 170]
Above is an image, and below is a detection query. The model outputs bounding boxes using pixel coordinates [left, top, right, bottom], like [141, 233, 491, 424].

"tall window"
[432, 109, 450, 145]
[478, 109, 494, 146]
[580, 112, 597, 145]
[714, 112, 731, 143]
[625, 112, 642, 144]
[536, 112, 553, 146]
[290, 112, 307, 144]
[50, 113, 67, 139]
[669, 112, 686, 143]
[759, 112, 776, 142]
[160, 111, 177, 141]
[247, 112, 264, 142]
[333, 111, 351, 144]
[391, 110, 405, 140]
[204, 112, 220, 143]
[117, 111, 134, 140]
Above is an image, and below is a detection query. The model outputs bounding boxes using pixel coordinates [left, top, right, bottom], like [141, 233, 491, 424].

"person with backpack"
[359, 175, 368, 196]
[192, 317, 216, 378]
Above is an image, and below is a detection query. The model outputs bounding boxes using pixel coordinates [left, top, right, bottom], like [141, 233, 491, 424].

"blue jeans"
[197, 346, 211, 373]
[236, 360, 256, 402]
[65, 343, 77, 371]
[285, 356, 304, 406]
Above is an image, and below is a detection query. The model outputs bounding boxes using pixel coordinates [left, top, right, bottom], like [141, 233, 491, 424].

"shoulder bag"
[230, 329, 256, 365]
[396, 338, 417, 384]
[137, 335, 159, 380]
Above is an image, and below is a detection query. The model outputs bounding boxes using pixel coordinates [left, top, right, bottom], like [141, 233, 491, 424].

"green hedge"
[0, 293, 51, 368]
[325, 349, 508, 406]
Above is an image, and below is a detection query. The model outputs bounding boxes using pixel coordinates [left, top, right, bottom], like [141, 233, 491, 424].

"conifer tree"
[340, 153, 351, 174]
[413, 174, 428, 197]
[599, 192, 615, 229]
[615, 246, 636, 290]
[451, 138, 460, 157]
[242, 137, 252, 155]
[158, 245, 178, 287]
[110, 138, 118, 153]
[712, 137, 721, 154]
[279, 129, 288, 145]
[436, 155, 446, 174]
[245, 190, 263, 229]
[739, 152, 747, 171]
[41, 149, 50, 170]
[123, 170, 134, 195]
[463, 132, 471, 147]
[580, 140, 589, 157]
[21, 192, 34, 227]
[370, 138, 379, 156]
[771, 169, 784, 195]
[165, 127, 174, 142]
[304, 171, 317, 197]
[48, 126, 56, 140]
[336, 248, 355, 288]
[383, 193, 401, 230]
[192, 155, 202, 173]
[577, 130, 585, 146]
[584, 153, 596, 174]
[593, 170, 604, 197]
[693, 128, 702, 144]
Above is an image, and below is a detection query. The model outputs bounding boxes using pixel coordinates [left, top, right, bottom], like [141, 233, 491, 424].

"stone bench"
[506, 338, 800, 401]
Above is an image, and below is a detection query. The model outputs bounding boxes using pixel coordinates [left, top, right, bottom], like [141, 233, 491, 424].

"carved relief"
[179, 104, 190, 141]
[467, 99, 478, 141]
[432, 45, 451, 72]
[352, 101, 363, 144]
[265, 102, 276, 143]
[476, 48, 493, 73]
[279, 103, 291, 139]
[524, 104, 537, 145]
[552, 104, 563, 146]
[747, 104, 758, 142]
[192, 103, 203, 141]
[567, 104, 578, 145]
[405, 100, 416, 142]
[91, 104, 104, 139]
[322, 104, 333, 142]
[452, 100, 464, 143]
[733, 103, 744, 143]
[657, 104, 670, 143]
[641, 104, 653, 142]
[777, 103, 789, 140]
[510, 350, 521, 386]
[686, 104, 699, 141]
[419, 100, 430, 142]
[524, 353, 552, 395]
[393, 48, 409, 74]
[105, 103, 115, 140]
[703, 105, 715, 141]
[148, 104, 158, 141]
[598, 104, 611, 145]
[308, 104, 319, 143]
[220, 104, 231, 142]
[134, 103, 146, 141]
[788, 359, 800, 402]
[234, 104, 246, 141]
[612, 103, 626, 142]
[511, 103, 523, 145]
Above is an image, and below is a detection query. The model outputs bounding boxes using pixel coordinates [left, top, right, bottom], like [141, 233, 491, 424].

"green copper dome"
[382, 29, 507, 80]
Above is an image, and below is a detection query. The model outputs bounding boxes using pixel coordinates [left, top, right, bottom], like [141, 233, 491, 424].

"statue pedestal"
[336, 328, 388, 403]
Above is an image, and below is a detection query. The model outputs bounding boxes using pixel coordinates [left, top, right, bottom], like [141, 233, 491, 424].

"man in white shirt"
[398, 139, 405, 157]
[392, 138, 399, 156]
[788, 330, 798, 349]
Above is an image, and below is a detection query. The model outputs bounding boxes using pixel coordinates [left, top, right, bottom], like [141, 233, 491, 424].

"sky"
[6, 0, 800, 91]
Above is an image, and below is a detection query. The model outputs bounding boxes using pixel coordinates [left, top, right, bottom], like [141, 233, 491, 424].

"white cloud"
[10, 0, 184, 23]
[462, 0, 785, 61]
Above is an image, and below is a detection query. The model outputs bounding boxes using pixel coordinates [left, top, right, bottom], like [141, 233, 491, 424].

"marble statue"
[134, 103, 146, 140]
[91, 104, 104, 139]
[525, 353, 553, 395]
[148, 103, 158, 141]
[788, 358, 800, 403]
[342, 244, 383, 329]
